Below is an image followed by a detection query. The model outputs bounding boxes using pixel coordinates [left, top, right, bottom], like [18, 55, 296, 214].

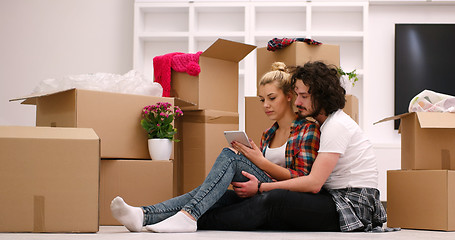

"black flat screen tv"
[394, 24, 455, 129]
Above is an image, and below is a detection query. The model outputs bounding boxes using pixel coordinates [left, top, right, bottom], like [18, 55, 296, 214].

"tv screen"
[395, 24, 455, 129]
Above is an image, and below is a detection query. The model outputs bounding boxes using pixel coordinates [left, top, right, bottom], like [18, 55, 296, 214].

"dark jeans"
[198, 188, 340, 231]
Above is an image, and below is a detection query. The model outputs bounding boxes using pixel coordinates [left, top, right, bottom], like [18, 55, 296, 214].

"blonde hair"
[259, 62, 292, 95]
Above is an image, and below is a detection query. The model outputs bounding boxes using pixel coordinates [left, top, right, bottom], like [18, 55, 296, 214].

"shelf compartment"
[254, 6, 307, 32]
[140, 6, 189, 33]
[195, 6, 245, 32]
[311, 5, 364, 32]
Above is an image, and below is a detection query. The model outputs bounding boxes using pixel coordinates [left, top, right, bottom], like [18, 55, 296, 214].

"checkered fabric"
[328, 187, 387, 232]
[267, 37, 322, 51]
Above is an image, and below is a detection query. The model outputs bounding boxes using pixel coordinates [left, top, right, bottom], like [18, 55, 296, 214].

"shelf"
[134, 0, 368, 128]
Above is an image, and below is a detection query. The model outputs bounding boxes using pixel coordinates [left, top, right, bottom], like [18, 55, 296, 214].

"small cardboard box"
[245, 95, 359, 145]
[0, 126, 100, 233]
[180, 110, 239, 193]
[387, 170, 455, 231]
[99, 160, 174, 226]
[11, 88, 184, 159]
[257, 42, 340, 86]
[375, 112, 455, 170]
[171, 38, 256, 112]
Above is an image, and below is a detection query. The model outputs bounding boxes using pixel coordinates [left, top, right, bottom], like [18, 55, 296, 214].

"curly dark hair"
[291, 61, 346, 116]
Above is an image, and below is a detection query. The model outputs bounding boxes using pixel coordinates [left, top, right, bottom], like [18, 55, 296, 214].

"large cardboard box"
[181, 110, 239, 193]
[257, 42, 340, 86]
[99, 160, 174, 225]
[171, 38, 256, 112]
[376, 112, 455, 170]
[0, 126, 100, 233]
[11, 88, 184, 159]
[245, 95, 359, 145]
[387, 170, 455, 231]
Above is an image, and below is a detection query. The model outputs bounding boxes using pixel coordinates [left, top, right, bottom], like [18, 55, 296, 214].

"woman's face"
[258, 82, 292, 121]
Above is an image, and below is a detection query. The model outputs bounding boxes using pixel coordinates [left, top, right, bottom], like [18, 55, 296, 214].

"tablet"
[224, 130, 253, 148]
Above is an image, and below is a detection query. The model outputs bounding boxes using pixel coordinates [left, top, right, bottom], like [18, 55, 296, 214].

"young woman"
[110, 62, 320, 233]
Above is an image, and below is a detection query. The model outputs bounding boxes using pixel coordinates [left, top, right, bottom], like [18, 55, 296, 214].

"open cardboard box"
[387, 170, 455, 231]
[170, 38, 256, 112]
[0, 126, 100, 233]
[375, 112, 455, 170]
[256, 42, 340, 86]
[10, 89, 187, 159]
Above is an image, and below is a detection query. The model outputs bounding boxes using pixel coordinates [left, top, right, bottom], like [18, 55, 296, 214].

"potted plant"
[337, 67, 359, 94]
[141, 102, 183, 160]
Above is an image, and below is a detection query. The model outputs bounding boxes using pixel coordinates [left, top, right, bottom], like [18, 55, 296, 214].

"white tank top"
[264, 142, 287, 167]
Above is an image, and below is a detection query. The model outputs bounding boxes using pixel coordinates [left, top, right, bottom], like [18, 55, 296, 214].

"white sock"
[110, 196, 144, 232]
[145, 211, 197, 233]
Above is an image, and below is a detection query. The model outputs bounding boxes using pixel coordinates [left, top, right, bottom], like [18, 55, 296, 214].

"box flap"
[9, 88, 77, 105]
[416, 112, 455, 128]
[201, 38, 256, 63]
[373, 112, 413, 125]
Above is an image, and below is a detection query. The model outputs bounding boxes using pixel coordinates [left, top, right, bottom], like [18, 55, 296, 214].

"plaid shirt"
[328, 188, 387, 232]
[260, 116, 320, 178]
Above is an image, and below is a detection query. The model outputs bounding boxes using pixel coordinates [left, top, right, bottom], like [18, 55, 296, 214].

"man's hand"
[231, 171, 260, 198]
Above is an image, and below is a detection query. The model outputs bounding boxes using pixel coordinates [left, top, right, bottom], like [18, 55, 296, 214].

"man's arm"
[260, 152, 339, 193]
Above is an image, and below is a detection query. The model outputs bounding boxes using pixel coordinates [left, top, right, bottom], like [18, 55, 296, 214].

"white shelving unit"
[134, 0, 368, 128]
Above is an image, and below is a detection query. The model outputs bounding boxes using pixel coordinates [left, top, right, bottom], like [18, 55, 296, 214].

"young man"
[198, 61, 388, 232]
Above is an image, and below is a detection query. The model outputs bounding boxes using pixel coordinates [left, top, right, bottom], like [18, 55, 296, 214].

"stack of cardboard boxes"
[246, 42, 359, 144]
[1, 39, 255, 232]
[377, 112, 455, 231]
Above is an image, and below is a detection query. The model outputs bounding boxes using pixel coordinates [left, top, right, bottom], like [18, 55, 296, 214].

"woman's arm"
[232, 140, 291, 181]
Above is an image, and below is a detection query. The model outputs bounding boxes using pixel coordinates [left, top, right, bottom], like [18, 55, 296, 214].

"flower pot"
[148, 138, 172, 160]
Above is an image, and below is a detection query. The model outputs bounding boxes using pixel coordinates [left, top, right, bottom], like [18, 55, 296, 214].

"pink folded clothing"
[153, 51, 203, 97]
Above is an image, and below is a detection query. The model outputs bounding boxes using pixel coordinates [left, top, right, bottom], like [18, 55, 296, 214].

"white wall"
[366, 3, 455, 200]
[0, 0, 134, 126]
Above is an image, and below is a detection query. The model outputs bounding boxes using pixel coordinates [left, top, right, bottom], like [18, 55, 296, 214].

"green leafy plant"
[141, 102, 183, 141]
[337, 67, 359, 87]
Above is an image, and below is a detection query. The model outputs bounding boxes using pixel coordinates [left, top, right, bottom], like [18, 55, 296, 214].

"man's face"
[294, 79, 316, 118]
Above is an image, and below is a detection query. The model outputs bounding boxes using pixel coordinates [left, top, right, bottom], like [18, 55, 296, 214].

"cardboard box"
[245, 96, 274, 145]
[387, 170, 455, 231]
[257, 42, 340, 87]
[375, 112, 455, 170]
[245, 95, 359, 145]
[99, 160, 174, 225]
[181, 110, 239, 193]
[0, 126, 100, 233]
[11, 88, 184, 159]
[171, 38, 256, 112]
[344, 95, 359, 124]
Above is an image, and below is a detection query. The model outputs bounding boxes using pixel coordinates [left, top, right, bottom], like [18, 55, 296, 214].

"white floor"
[1, 226, 454, 240]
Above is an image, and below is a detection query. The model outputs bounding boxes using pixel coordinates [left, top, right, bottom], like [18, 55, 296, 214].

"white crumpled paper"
[31, 70, 163, 97]
[408, 89, 455, 113]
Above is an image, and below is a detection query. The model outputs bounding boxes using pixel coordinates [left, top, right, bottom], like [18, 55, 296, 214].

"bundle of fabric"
[267, 37, 322, 51]
[153, 51, 203, 97]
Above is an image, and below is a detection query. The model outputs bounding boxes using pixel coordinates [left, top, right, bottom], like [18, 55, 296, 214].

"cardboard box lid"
[0, 126, 99, 140]
[10, 88, 196, 109]
[9, 88, 77, 105]
[201, 38, 256, 63]
[374, 112, 455, 129]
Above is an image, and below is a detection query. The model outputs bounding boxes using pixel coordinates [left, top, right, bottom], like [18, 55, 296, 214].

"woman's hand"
[232, 139, 264, 166]
[231, 171, 260, 198]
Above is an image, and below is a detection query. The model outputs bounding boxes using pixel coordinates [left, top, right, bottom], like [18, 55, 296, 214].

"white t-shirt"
[319, 109, 378, 189]
[264, 142, 286, 167]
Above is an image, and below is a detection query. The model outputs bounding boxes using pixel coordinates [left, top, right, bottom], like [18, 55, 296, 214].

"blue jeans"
[142, 148, 273, 225]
